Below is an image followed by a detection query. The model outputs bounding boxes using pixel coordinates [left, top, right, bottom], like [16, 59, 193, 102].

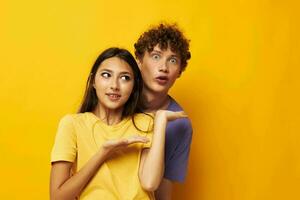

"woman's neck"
[142, 90, 170, 113]
[93, 105, 123, 125]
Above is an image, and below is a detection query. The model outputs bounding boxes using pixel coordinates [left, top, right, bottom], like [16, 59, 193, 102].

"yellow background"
[1, 0, 299, 199]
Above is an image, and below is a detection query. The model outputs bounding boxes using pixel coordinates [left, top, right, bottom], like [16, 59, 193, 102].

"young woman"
[50, 47, 186, 200]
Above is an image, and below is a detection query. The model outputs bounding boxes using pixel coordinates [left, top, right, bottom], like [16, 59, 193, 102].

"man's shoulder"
[167, 97, 193, 132]
[167, 96, 184, 112]
[164, 98, 193, 183]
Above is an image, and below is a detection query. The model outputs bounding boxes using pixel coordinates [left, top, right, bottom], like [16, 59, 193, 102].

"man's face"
[138, 45, 181, 95]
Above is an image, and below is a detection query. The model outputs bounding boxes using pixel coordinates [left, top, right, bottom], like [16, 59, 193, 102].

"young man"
[134, 23, 192, 200]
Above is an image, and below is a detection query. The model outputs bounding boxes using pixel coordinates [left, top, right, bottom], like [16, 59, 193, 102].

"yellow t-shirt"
[51, 112, 154, 200]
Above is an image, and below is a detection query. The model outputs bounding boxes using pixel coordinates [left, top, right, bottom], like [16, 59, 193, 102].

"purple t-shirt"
[164, 96, 193, 182]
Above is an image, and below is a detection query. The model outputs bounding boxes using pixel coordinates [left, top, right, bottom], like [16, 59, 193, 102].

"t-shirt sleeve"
[164, 119, 193, 182]
[51, 115, 77, 163]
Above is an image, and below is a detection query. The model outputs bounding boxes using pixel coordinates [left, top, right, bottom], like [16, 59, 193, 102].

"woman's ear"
[90, 73, 96, 88]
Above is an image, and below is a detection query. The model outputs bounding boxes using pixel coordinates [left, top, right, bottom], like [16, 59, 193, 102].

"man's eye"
[101, 72, 110, 78]
[169, 58, 178, 64]
[152, 54, 160, 60]
[121, 75, 131, 81]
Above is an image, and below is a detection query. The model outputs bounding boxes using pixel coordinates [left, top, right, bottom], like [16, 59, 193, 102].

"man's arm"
[155, 178, 173, 200]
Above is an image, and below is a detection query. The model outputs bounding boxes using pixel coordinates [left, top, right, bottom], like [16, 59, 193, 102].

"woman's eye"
[120, 75, 131, 81]
[101, 72, 110, 78]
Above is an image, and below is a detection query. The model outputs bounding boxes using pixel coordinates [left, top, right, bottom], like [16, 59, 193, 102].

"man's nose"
[159, 61, 169, 73]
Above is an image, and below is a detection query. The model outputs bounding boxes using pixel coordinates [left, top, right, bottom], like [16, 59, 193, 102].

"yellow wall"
[1, 0, 299, 199]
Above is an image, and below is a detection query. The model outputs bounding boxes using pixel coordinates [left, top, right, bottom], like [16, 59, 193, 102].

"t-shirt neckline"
[86, 112, 131, 130]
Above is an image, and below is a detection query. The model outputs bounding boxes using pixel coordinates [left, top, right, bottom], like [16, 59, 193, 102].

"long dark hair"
[78, 47, 144, 118]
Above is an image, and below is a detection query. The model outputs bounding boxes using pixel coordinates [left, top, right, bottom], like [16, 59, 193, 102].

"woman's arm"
[50, 136, 149, 200]
[50, 148, 109, 200]
[139, 111, 186, 191]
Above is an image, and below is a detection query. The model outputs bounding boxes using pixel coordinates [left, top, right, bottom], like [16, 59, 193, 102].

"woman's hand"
[50, 135, 149, 200]
[101, 135, 149, 158]
[155, 110, 187, 122]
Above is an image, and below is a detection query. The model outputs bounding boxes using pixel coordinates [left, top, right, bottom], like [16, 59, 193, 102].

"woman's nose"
[110, 78, 120, 91]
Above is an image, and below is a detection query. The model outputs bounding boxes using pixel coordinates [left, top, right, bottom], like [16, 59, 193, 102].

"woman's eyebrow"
[99, 69, 132, 75]
[119, 71, 132, 75]
[99, 68, 112, 72]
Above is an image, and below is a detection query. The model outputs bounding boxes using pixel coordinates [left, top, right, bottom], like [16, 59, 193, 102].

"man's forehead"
[149, 45, 179, 57]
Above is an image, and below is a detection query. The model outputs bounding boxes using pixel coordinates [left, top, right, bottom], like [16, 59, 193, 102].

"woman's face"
[93, 57, 134, 113]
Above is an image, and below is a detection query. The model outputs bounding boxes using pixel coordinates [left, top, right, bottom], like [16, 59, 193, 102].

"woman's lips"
[155, 76, 169, 85]
[106, 93, 121, 101]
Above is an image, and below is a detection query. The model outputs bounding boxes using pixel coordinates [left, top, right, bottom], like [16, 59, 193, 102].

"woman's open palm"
[102, 135, 149, 157]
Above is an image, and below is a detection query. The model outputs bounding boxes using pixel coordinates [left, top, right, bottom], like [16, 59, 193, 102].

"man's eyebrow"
[151, 50, 180, 59]
[170, 54, 180, 59]
[151, 50, 162, 54]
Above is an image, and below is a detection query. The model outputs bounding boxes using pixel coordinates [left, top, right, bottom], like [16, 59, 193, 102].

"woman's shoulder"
[59, 112, 93, 124]
[132, 112, 154, 131]
[133, 112, 154, 122]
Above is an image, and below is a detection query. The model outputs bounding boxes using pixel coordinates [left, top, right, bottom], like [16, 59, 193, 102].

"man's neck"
[142, 89, 170, 113]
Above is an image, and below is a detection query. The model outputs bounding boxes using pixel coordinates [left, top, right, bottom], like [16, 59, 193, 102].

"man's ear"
[136, 59, 142, 69]
[177, 70, 182, 78]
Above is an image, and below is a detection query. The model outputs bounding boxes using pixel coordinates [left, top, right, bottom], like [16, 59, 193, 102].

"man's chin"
[148, 86, 170, 95]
